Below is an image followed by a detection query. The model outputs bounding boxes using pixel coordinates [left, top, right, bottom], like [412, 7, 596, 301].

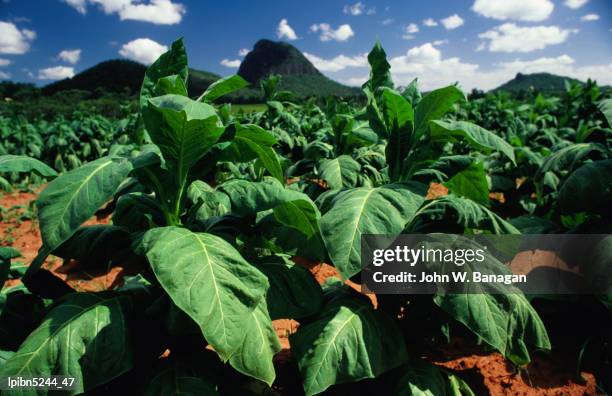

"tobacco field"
[0, 39, 611, 395]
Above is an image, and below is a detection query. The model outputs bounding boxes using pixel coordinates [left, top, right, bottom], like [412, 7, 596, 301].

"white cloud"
[568, 63, 612, 85]
[382, 18, 394, 26]
[423, 18, 438, 27]
[343, 2, 364, 15]
[366, 7, 376, 15]
[404, 23, 419, 34]
[119, 38, 167, 64]
[346, 42, 612, 91]
[277, 19, 298, 40]
[89, 0, 134, 13]
[303, 52, 367, 72]
[0, 58, 10, 66]
[342, 75, 368, 86]
[63, 0, 87, 14]
[310, 23, 355, 42]
[433, 39, 449, 46]
[63, 0, 185, 25]
[37, 66, 75, 80]
[57, 49, 81, 64]
[564, 0, 588, 9]
[220, 59, 241, 68]
[0, 22, 36, 54]
[580, 14, 599, 22]
[119, 0, 185, 24]
[478, 23, 577, 52]
[402, 24, 419, 39]
[472, 0, 553, 22]
[497, 55, 574, 72]
[386, 43, 479, 90]
[440, 14, 464, 30]
[238, 48, 249, 56]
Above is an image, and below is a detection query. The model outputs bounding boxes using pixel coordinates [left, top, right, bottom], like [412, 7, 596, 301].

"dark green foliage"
[0, 38, 610, 396]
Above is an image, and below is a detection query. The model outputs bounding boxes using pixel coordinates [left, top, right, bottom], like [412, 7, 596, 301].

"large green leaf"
[219, 124, 283, 183]
[228, 299, 281, 386]
[559, 159, 612, 214]
[346, 121, 378, 150]
[413, 236, 549, 365]
[363, 41, 393, 91]
[414, 86, 465, 136]
[253, 255, 324, 320]
[273, 199, 320, 239]
[0, 155, 57, 177]
[143, 94, 224, 183]
[598, 98, 612, 127]
[0, 350, 14, 369]
[320, 182, 426, 278]
[0, 292, 134, 395]
[434, 293, 550, 365]
[140, 38, 188, 109]
[52, 225, 131, 268]
[430, 120, 516, 164]
[444, 162, 489, 205]
[198, 75, 249, 103]
[139, 227, 277, 383]
[154, 74, 188, 96]
[381, 88, 415, 181]
[417, 195, 520, 234]
[219, 178, 308, 216]
[186, 180, 231, 219]
[318, 155, 361, 190]
[402, 78, 422, 106]
[113, 192, 167, 231]
[421, 155, 474, 181]
[535, 143, 602, 179]
[290, 289, 408, 395]
[37, 156, 133, 250]
[395, 359, 475, 396]
[381, 87, 414, 132]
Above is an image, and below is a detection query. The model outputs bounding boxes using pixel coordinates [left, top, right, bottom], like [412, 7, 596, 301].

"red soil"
[428, 337, 598, 396]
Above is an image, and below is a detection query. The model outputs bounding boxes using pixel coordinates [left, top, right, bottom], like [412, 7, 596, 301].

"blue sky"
[0, 0, 610, 90]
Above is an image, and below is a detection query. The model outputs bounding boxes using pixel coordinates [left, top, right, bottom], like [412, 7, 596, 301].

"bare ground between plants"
[0, 191, 599, 395]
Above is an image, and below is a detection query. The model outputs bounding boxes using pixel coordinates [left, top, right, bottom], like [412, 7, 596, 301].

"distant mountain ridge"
[42, 60, 146, 96]
[491, 72, 583, 94]
[42, 59, 222, 98]
[41, 39, 360, 100]
[238, 39, 360, 97]
[40, 46, 592, 100]
[238, 39, 321, 82]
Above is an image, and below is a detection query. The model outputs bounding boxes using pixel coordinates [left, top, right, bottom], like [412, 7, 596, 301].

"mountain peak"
[238, 39, 321, 83]
[492, 72, 582, 93]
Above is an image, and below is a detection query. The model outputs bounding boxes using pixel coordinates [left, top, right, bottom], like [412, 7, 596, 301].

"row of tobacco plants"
[0, 39, 611, 395]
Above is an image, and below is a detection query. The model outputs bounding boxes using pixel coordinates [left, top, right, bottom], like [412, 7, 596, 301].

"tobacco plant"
[1, 39, 610, 395]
